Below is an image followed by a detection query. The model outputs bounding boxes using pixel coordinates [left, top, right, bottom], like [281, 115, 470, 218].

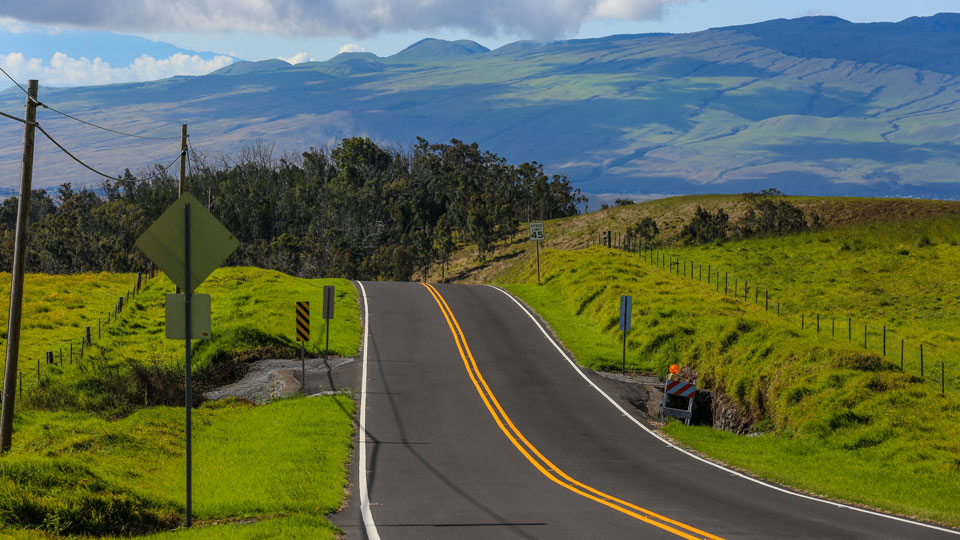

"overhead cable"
[0, 65, 181, 140]
[35, 123, 121, 181]
[0, 65, 31, 99]
[0, 110, 28, 125]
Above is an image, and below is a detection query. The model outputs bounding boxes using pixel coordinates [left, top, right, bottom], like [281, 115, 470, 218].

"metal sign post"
[183, 203, 192, 528]
[135, 192, 238, 528]
[322, 286, 335, 361]
[296, 301, 310, 393]
[530, 222, 544, 284]
[619, 295, 632, 374]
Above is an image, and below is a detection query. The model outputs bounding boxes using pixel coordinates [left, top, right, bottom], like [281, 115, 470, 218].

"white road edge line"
[490, 285, 960, 536]
[356, 281, 381, 540]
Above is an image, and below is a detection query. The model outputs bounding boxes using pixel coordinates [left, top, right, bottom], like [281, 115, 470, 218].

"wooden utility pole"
[0, 80, 39, 452]
[175, 124, 187, 294]
[179, 124, 188, 196]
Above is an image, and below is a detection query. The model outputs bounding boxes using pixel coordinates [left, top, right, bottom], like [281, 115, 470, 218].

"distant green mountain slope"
[3, 15, 960, 198]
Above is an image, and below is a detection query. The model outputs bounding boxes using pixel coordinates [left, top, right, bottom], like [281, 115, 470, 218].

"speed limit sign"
[529, 222, 544, 241]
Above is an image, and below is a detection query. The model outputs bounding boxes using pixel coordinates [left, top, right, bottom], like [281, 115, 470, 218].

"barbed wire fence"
[584, 231, 958, 396]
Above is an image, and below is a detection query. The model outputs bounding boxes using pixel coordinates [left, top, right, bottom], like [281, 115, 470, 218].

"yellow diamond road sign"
[135, 192, 239, 292]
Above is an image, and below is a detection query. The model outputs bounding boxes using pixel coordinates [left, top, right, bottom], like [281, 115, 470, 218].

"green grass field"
[657, 215, 960, 380]
[11, 267, 361, 416]
[0, 267, 363, 538]
[500, 245, 960, 526]
[1, 395, 354, 539]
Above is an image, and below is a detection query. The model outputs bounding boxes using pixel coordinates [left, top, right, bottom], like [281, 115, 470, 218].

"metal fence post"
[817, 314, 820, 333]
[848, 317, 852, 341]
[900, 339, 904, 370]
[883, 326, 886, 356]
[921, 344, 924, 376]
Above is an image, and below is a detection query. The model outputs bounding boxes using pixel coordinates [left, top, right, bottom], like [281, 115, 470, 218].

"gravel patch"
[204, 356, 358, 403]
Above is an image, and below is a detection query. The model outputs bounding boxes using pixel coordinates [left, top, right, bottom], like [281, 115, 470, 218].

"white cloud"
[279, 52, 313, 64]
[593, 0, 690, 20]
[0, 51, 234, 87]
[0, 16, 28, 33]
[338, 43, 366, 53]
[0, 0, 705, 41]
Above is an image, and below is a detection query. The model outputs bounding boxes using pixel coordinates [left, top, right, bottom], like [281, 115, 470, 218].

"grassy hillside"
[1, 396, 353, 539]
[500, 246, 960, 526]
[0, 267, 363, 538]
[8, 267, 360, 415]
[432, 195, 960, 283]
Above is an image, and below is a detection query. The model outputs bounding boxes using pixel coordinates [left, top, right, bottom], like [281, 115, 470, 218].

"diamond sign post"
[135, 192, 238, 527]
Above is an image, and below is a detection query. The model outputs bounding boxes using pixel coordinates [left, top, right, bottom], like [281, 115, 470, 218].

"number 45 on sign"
[529, 222, 545, 241]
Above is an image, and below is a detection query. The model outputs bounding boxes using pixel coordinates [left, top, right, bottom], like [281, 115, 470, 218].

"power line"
[157, 150, 185, 175]
[39, 103, 182, 141]
[0, 65, 30, 99]
[0, 110, 28, 125]
[0, 66, 181, 141]
[34, 123, 120, 181]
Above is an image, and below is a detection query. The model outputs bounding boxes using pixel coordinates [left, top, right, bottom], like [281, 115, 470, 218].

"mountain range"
[4, 14, 960, 200]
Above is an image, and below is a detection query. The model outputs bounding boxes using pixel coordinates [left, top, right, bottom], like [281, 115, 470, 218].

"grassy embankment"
[431, 195, 960, 284]
[0, 268, 362, 538]
[497, 214, 960, 526]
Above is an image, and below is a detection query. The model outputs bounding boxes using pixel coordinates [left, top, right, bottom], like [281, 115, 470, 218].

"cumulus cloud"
[338, 43, 366, 53]
[279, 52, 313, 64]
[0, 16, 29, 33]
[0, 52, 234, 87]
[0, 0, 701, 41]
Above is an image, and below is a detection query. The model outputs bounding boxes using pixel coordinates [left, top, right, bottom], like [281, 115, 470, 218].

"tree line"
[0, 137, 586, 281]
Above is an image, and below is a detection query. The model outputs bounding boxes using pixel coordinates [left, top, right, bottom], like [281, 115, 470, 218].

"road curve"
[332, 281, 959, 539]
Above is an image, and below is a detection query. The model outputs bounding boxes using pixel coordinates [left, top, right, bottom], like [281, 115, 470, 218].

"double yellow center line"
[421, 283, 723, 540]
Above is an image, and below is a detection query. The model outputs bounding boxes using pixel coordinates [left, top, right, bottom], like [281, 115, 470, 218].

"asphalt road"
[332, 281, 959, 539]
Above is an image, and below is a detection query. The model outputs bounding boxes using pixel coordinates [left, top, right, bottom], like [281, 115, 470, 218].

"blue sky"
[1, 0, 958, 86]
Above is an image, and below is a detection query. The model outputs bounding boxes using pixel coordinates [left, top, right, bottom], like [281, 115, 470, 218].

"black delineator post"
[900, 339, 904, 370]
[817, 314, 820, 333]
[708, 264, 711, 284]
[832, 319, 835, 337]
[725, 273, 728, 294]
[765, 290, 768, 311]
[621, 326, 627, 375]
[848, 317, 852, 341]
[941, 362, 945, 396]
[920, 344, 924, 377]
[801, 314, 804, 331]
[883, 326, 886, 356]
